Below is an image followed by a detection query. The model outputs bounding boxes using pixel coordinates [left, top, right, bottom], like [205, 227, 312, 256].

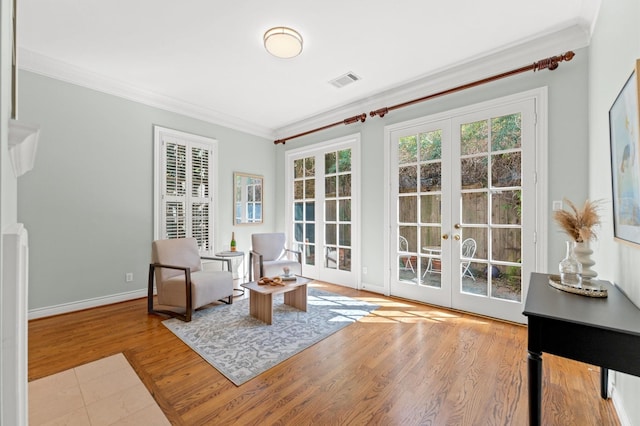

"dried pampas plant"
[553, 198, 602, 242]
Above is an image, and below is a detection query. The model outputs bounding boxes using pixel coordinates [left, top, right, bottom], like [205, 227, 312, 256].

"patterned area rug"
[163, 287, 379, 386]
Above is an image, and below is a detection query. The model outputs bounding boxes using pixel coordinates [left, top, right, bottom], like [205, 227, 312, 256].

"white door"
[390, 119, 453, 307]
[389, 95, 538, 323]
[285, 135, 360, 287]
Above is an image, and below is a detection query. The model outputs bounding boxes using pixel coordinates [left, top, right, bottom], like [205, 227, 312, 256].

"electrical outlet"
[125, 273, 133, 282]
[362, 266, 368, 274]
[552, 200, 563, 211]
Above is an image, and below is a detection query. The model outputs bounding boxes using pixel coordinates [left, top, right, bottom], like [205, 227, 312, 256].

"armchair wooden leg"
[148, 264, 155, 314]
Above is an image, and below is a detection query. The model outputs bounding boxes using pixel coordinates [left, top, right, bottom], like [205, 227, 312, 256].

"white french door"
[388, 93, 540, 323]
[285, 134, 360, 287]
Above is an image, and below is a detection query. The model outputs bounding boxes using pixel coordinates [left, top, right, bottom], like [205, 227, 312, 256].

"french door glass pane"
[305, 202, 315, 220]
[398, 135, 418, 163]
[305, 179, 315, 198]
[491, 113, 522, 150]
[399, 196, 417, 222]
[339, 224, 351, 246]
[492, 190, 521, 225]
[338, 149, 351, 172]
[339, 200, 351, 221]
[419, 130, 442, 161]
[492, 152, 522, 187]
[294, 202, 303, 220]
[294, 181, 303, 199]
[305, 224, 315, 243]
[461, 120, 488, 155]
[325, 176, 336, 197]
[420, 164, 442, 191]
[461, 193, 487, 224]
[325, 152, 336, 174]
[326, 200, 336, 221]
[461, 157, 488, 189]
[326, 224, 336, 245]
[492, 228, 521, 262]
[339, 175, 351, 196]
[294, 159, 304, 178]
[399, 166, 417, 193]
[305, 157, 315, 176]
[420, 195, 441, 223]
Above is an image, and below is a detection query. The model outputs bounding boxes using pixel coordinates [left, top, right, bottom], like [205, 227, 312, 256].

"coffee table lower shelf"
[240, 276, 311, 325]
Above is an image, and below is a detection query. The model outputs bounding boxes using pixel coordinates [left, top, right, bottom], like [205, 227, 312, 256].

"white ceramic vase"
[574, 241, 597, 280]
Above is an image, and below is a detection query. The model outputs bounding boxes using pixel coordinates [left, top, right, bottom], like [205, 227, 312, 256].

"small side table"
[215, 250, 246, 296]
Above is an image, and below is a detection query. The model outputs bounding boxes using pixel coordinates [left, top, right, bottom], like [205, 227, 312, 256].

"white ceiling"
[17, 0, 600, 140]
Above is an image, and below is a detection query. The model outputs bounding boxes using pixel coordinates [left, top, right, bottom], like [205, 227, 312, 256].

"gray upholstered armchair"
[148, 237, 234, 322]
[250, 233, 302, 280]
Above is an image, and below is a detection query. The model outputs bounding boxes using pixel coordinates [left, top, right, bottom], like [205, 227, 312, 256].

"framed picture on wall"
[609, 59, 640, 247]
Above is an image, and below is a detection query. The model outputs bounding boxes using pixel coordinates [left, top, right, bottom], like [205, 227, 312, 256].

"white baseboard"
[611, 384, 631, 426]
[28, 289, 147, 320]
[360, 281, 385, 294]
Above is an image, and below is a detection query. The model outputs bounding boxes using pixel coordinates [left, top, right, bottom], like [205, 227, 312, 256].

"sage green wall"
[18, 71, 275, 311]
[275, 48, 590, 290]
[589, 0, 640, 423]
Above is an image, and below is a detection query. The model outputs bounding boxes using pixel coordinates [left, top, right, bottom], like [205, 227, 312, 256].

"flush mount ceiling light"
[263, 27, 303, 59]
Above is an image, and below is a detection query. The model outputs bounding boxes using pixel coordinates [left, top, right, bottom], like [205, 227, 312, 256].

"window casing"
[154, 126, 217, 253]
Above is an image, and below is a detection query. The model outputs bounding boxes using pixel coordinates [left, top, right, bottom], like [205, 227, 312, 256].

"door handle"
[454, 234, 461, 241]
[442, 234, 449, 240]
[454, 223, 462, 229]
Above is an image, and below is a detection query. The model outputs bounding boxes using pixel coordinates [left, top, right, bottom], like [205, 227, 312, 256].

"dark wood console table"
[523, 272, 640, 425]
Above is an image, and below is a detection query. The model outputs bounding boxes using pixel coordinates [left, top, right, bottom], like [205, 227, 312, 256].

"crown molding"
[274, 23, 591, 139]
[17, 49, 276, 140]
[17, 21, 590, 143]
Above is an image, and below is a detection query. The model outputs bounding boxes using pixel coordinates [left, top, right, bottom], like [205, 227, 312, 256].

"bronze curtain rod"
[274, 113, 366, 145]
[274, 51, 575, 145]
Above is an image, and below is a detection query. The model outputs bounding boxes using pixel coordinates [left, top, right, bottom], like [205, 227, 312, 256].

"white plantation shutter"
[154, 126, 216, 253]
[191, 145, 211, 250]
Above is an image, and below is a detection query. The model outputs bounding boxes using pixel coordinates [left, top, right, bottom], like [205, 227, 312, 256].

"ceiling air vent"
[329, 72, 361, 88]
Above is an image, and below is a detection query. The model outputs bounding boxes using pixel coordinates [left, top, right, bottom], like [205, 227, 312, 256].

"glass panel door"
[457, 113, 523, 300]
[287, 135, 360, 288]
[451, 101, 535, 323]
[293, 156, 316, 268]
[390, 120, 452, 307]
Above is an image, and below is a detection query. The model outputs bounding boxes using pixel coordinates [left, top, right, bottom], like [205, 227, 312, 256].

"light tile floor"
[29, 353, 170, 426]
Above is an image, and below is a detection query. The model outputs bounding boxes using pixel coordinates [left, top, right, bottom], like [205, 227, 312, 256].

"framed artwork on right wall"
[609, 59, 640, 247]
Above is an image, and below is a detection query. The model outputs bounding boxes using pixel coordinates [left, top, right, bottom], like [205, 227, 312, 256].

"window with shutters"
[153, 126, 217, 253]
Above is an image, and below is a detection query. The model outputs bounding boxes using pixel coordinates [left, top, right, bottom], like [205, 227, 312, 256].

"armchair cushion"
[253, 233, 291, 260]
[158, 270, 233, 308]
[152, 237, 202, 282]
[260, 259, 302, 278]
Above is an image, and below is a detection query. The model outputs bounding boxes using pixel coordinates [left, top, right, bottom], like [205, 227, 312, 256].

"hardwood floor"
[29, 282, 620, 425]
